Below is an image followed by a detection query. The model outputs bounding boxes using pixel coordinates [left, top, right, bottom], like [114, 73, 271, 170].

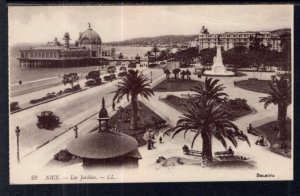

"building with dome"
[18, 24, 116, 68]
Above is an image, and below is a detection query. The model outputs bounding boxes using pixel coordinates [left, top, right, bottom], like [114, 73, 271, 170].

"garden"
[108, 101, 167, 146]
[153, 78, 203, 92]
[162, 94, 253, 121]
[235, 79, 272, 93]
[255, 119, 291, 158]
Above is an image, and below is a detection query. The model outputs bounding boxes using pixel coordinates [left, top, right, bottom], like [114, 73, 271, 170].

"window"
[42, 52, 45, 58]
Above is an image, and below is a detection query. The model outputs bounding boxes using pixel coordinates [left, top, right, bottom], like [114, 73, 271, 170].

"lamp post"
[74, 126, 78, 139]
[15, 126, 20, 163]
[150, 71, 153, 83]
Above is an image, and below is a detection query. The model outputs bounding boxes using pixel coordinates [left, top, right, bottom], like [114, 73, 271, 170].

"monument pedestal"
[204, 44, 234, 76]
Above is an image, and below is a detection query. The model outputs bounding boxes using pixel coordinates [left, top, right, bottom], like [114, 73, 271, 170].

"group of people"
[147, 129, 163, 150]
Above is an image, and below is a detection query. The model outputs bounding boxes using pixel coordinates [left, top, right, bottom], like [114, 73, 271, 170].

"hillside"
[105, 35, 198, 46]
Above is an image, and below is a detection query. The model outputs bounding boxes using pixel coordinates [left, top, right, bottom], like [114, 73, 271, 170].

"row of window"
[102, 51, 111, 57]
[199, 34, 271, 38]
[21, 50, 93, 59]
[199, 38, 272, 42]
[21, 51, 58, 58]
[60, 52, 89, 58]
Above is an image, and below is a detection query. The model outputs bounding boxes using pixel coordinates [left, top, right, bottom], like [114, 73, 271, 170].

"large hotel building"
[197, 26, 291, 52]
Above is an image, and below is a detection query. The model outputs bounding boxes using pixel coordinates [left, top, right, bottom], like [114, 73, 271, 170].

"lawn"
[162, 95, 253, 121]
[255, 119, 291, 158]
[153, 78, 203, 92]
[108, 101, 166, 146]
[235, 79, 272, 93]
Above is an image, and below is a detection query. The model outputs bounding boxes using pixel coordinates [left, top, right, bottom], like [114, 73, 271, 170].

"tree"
[152, 45, 160, 59]
[118, 52, 124, 59]
[223, 46, 249, 75]
[172, 68, 181, 82]
[259, 77, 291, 140]
[172, 99, 250, 165]
[186, 69, 191, 80]
[62, 73, 79, 89]
[200, 48, 215, 66]
[163, 68, 171, 79]
[191, 77, 228, 102]
[157, 50, 168, 61]
[145, 51, 153, 63]
[280, 33, 291, 72]
[180, 70, 186, 80]
[112, 70, 154, 130]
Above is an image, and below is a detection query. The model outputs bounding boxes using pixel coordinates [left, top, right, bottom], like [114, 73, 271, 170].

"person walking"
[159, 136, 163, 143]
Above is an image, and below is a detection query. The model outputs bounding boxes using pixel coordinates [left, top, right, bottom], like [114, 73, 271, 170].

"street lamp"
[74, 125, 78, 139]
[151, 71, 153, 83]
[15, 126, 20, 163]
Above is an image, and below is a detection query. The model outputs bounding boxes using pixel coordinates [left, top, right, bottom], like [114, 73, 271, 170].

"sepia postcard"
[8, 4, 293, 184]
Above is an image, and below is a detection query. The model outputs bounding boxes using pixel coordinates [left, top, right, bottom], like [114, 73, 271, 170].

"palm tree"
[163, 69, 171, 79]
[152, 45, 160, 59]
[145, 51, 153, 64]
[172, 68, 181, 82]
[172, 99, 250, 165]
[191, 77, 228, 102]
[186, 69, 191, 80]
[112, 70, 154, 130]
[259, 77, 291, 140]
[180, 70, 186, 80]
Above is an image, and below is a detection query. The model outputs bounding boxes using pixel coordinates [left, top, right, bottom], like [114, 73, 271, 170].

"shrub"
[118, 71, 128, 77]
[148, 63, 158, 68]
[10, 102, 20, 111]
[104, 75, 112, 81]
[226, 98, 250, 111]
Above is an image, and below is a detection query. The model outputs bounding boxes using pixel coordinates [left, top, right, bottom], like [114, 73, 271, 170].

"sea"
[9, 45, 153, 86]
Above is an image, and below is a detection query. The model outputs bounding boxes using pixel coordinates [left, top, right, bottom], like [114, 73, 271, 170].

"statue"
[217, 34, 222, 45]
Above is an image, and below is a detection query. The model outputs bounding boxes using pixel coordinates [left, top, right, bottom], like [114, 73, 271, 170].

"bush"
[104, 74, 116, 81]
[10, 102, 20, 111]
[54, 150, 73, 162]
[148, 63, 158, 68]
[226, 98, 250, 111]
[118, 71, 128, 77]
[128, 63, 136, 68]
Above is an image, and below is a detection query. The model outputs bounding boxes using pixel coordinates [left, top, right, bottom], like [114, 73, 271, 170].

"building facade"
[18, 24, 116, 68]
[197, 26, 291, 52]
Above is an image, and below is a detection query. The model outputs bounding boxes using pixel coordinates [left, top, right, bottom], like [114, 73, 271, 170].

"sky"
[8, 5, 293, 45]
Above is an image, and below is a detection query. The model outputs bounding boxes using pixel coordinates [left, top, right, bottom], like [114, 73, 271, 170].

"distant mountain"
[104, 35, 198, 46]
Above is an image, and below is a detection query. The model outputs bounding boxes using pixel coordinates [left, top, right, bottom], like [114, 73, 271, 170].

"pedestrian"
[74, 126, 78, 138]
[159, 136, 163, 143]
[233, 80, 237, 87]
[112, 102, 115, 111]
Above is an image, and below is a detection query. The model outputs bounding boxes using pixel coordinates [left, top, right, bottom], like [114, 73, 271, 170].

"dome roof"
[98, 98, 109, 119]
[79, 26, 102, 45]
[67, 131, 138, 159]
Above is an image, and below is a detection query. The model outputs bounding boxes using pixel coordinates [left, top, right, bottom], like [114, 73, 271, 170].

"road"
[9, 66, 166, 161]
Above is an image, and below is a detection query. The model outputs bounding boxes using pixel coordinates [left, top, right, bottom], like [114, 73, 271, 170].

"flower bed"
[255, 119, 291, 158]
[108, 101, 167, 146]
[153, 78, 204, 92]
[162, 95, 253, 121]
